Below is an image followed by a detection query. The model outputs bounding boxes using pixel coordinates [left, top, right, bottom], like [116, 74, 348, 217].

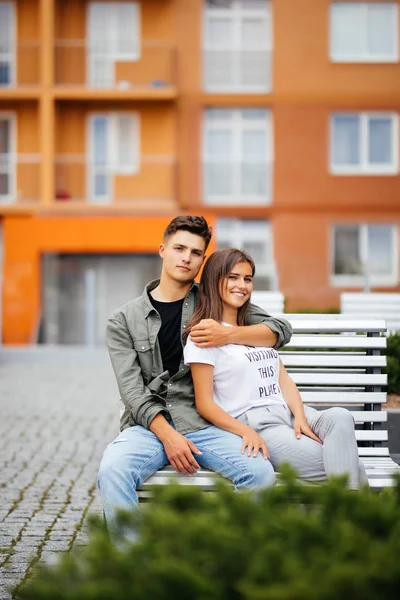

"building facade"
[1, 0, 400, 344]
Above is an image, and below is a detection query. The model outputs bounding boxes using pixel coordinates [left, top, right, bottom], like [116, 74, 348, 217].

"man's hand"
[293, 416, 322, 444]
[190, 319, 230, 348]
[161, 428, 203, 474]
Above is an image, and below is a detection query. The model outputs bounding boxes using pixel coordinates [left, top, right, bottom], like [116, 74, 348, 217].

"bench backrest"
[340, 292, 400, 334]
[279, 315, 388, 458]
[251, 291, 285, 315]
[121, 315, 388, 459]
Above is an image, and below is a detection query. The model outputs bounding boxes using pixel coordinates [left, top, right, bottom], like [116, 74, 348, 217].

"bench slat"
[358, 447, 389, 456]
[287, 335, 386, 349]
[355, 430, 388, 441]
[138, 457, 399, 492]
[281, 355, 386, 367]
[350, 411, 387, 423]
[300, 392, 386, 404]
[292, 373, 386, 386]
[284, 317, 387, 333]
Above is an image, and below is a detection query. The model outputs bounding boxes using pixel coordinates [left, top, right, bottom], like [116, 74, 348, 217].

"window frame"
[329, 112, 399, 175]
[87, 112, 140, 204]
[0, 1, 16, 87]
[0, 111, 16, 204]
[202, 0, 273, 93]
[329, 2, 399, 63]
[216, 217, 275, 283]
[330, 223, 399, 287]
[86, 2, 141, 88]
[202, 108, 273, 206]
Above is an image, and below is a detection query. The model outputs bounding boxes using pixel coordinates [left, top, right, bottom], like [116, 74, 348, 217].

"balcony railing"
[55, 154, 176, 204]
[0, 154, 40, 204]
[0, 43, 40, 87]
[54, 41, 177, 89]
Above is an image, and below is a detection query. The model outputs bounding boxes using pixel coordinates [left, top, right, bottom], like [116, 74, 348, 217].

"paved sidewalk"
[0, 347, 119, 599]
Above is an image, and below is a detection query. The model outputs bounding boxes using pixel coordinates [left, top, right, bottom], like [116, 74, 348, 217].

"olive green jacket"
[107, 280, 293, 435]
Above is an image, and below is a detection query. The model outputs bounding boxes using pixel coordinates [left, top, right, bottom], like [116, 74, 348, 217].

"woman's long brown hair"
[184, 247, 255, 340]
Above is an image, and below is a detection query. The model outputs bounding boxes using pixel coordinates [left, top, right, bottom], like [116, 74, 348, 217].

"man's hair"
[163, 216, 212, 250]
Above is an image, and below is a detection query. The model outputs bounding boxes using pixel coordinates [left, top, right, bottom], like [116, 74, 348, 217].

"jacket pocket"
[133, 339, 153, 383]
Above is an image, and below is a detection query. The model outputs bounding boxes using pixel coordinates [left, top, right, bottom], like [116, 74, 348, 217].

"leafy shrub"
[17, 469, 400, 600]
[385, 332, 400, 395]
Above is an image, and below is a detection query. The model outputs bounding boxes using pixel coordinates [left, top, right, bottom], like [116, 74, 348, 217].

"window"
[0, 114, 15, 203]
[216, 218, 276, 289]
[331, 223, 398, 286]
[330, 2, 398, 62]
[330, 112, 399, 175]
[203, 108, 273, 205]
[87, 2, 140, 87]
[0, 2, 15, 86]
[88, 113, 140, 203]
[203, 0, 272, 92]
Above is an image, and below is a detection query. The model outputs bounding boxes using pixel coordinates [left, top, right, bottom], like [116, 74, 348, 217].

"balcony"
[0, 43, 40, 89]
[54, 41, 178, 98]
[0, 154, 40, 206]
[54, 154, 177, 210]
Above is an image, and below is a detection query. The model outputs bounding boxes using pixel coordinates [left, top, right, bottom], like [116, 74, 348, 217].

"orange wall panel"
[54, 103, 176, 201]
[175, 0, 202, 94]
[274, 0, 400, 100]
[274, 106, 400, 210]
[274, 212, 400, 311]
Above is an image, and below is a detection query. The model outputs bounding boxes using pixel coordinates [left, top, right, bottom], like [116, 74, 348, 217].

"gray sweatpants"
[238, 403, 368, 489]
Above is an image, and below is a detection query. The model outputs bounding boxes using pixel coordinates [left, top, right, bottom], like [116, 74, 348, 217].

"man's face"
[159, 230, 206, 283]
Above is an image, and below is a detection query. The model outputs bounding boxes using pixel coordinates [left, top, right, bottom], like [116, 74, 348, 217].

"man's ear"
[159, 243, 165, 258]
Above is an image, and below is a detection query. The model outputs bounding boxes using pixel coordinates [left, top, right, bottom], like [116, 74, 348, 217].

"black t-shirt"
[149, 294, 185, 376]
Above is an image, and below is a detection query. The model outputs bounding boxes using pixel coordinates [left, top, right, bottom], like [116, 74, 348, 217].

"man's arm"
[189, 304, 292, 349]
[107, 315, 167, 430]
[107, 315, 203, 474]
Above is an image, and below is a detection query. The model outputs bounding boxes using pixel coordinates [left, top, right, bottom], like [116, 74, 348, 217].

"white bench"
[250, 291, 285, 315]
[341, 292, 400, 334]
[136, 315, 399, 498]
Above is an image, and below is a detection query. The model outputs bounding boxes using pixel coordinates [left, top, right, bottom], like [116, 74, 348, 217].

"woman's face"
[220, 261, 253, 310]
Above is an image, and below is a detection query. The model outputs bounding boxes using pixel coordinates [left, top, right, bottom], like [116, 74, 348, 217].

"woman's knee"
[326, 406, 355, 430]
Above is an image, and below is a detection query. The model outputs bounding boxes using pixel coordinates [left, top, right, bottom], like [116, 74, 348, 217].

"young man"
[98, 216, 292, 526]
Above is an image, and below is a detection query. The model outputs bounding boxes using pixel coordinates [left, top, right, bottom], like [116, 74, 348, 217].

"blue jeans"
[98, 424, 276, 526]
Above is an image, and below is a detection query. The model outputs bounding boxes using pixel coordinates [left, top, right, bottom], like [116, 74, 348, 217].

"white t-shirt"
[184, 324, 286, 418]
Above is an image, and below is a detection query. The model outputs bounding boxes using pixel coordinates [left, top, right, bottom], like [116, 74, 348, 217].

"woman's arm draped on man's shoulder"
[106, 314, 168, 430]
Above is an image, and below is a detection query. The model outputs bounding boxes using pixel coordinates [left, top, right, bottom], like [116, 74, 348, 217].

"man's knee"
[98, 444, 139, 492]
[238, 459, 276, 489]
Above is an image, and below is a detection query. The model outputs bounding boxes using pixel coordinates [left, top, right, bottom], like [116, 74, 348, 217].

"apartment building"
[1, 0, 399, 344]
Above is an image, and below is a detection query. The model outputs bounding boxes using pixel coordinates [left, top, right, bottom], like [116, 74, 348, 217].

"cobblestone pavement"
[0, 347, 119, 599]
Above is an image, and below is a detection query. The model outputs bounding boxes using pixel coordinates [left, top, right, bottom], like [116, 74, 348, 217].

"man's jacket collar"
[141, 279, 199, 318]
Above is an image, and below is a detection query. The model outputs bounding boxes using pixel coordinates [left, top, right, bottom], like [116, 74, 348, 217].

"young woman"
[184, 248, 368, 489]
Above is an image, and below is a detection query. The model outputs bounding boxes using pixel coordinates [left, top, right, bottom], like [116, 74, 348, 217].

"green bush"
[17, 469, 400, 600]
[385, 332, 400, 395]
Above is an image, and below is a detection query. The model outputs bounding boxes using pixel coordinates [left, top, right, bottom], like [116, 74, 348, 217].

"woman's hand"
[241, 427, 270, 459]
[293, 416, 322, 444]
